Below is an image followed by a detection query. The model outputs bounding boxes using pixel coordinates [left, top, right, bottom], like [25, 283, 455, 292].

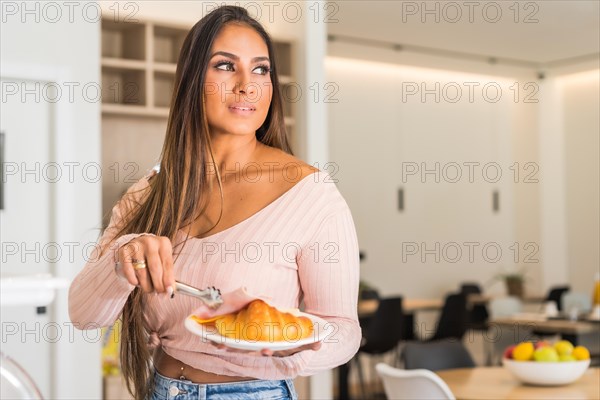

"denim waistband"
[148, 370, 298, 400]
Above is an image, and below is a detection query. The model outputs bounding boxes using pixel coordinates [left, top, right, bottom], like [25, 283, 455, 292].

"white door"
[1, 77, 53, 398]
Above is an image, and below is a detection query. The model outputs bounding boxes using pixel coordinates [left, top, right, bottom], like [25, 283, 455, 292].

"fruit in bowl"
[502, 340, 591, 385]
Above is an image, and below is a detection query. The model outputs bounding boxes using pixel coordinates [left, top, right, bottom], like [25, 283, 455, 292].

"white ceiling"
[328, 1, 600, 67]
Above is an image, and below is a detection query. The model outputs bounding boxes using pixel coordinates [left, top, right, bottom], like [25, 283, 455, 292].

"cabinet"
[100, 18, 297, 142]
[272, 41, 299, 151]
[101, 19, 185, 116]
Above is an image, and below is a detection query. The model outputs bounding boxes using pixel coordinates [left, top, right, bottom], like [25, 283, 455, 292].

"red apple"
[504, 345, 516, 359]
[535, 341, 551, 349]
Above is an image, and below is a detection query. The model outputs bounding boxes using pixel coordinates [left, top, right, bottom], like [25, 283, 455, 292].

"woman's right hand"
[117, 235, 175, 295]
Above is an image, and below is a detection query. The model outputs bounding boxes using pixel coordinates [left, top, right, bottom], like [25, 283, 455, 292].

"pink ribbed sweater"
[68, 168, 361, 379]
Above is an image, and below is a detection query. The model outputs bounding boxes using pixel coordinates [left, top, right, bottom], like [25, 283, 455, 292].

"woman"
[69, 5, 361, 400]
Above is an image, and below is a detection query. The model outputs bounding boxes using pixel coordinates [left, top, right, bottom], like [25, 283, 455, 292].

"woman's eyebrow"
[211, 51, 270, 63]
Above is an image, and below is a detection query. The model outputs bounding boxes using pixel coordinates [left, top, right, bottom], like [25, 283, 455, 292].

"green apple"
[533, 347, 559, 362]
[559, 354, 576, 362]
[554, 340, 574, 356]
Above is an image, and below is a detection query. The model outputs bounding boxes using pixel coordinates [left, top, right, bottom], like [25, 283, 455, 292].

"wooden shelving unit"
[101, 19, 187, 117]
[100, 18, 298, 149]
[272, 41, 297, 151]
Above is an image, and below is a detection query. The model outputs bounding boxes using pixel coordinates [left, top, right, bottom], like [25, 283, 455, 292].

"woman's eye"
[214, 61, 270, 75]
[253, 65, 271, 75]
[215, 61, 234, 71]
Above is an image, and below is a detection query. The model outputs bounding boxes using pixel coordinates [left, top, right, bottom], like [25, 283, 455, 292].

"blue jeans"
[148, 370, 298, 400]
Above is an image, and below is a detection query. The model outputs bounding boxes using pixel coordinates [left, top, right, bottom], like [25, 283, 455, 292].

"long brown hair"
[107, 6, 291, 399]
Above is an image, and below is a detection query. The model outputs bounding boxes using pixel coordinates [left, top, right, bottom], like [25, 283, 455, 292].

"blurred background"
[1, 1, 598, 399]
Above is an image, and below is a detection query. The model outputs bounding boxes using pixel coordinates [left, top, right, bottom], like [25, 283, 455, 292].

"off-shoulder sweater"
[68, 168, 361, 379]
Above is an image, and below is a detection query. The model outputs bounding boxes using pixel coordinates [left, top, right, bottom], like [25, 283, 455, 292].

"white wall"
[99, 0, 303, 37]
[537, 78, 571, 290]
[561, 71, 600, 293]
[510, 97, 542, 294]
[1, 2, 102, 398]
[326, 47, 599, 301]
[534, 68, 600, 296]
[326, 56, 532, 298]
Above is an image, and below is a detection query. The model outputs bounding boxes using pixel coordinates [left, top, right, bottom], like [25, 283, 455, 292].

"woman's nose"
[233, 72, 257, 97]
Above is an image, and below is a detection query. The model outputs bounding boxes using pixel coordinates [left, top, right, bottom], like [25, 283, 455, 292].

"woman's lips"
[228, 104, 256, 115]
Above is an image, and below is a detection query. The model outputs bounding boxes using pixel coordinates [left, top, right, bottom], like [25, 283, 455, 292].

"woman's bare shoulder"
[258, 145, 319, 183]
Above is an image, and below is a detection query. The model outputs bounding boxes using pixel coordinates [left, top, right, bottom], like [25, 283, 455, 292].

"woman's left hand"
[211, 341, 322, 357]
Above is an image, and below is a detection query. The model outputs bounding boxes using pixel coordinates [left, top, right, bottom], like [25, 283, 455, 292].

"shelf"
[101, 58, 146, 70]
[154, 71, 175, 108]
[154, 25, 188, 63]
[285, 123, 297, 154]
[154, 62, 177, 73]
[280, 82, 298, 119]
[101, 19, 188, 117]
[101, 20, 145, 60]
[279, 75, 293, 85]
[273, 41, 292, 76]
[101, 67, 146, 105]
[102, 103, 169, 118]
[273, 42, 297, 153]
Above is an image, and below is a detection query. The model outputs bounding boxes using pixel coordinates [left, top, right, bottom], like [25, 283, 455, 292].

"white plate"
[185, 310, 333, 351]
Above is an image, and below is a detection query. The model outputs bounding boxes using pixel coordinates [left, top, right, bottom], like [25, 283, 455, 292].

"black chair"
[357, 288, 380, 336]
[545, 286, 570, 312]
[402, 340, 476, 371]
[460, 283, 492, 364]
[359, 288, 380, 301]
[533, 286, 571, 342]
[354, 296, 405, 399]
[428, 293, 468, 341]
[460, 283, 489, 330]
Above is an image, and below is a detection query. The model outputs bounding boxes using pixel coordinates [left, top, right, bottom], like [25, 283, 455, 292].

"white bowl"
[503, 358, 590, 386]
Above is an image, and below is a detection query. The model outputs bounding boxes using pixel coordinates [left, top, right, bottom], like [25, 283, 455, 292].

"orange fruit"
[572, 346, 590, 360]
[513, 342, 535, 361]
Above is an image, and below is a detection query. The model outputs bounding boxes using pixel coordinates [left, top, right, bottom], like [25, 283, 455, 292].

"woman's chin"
[213, 125, 261, 137]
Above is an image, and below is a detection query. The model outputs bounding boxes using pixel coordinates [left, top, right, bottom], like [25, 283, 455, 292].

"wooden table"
[359, 295, 546, 313]
[436, 367, 600, 400]
[358, 298, 443, 317]
[450, 294, 546, 306]
[491, 316, 600, 336]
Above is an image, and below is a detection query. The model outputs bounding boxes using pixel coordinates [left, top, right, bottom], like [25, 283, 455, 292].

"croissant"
[193, 300, 314, 342]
